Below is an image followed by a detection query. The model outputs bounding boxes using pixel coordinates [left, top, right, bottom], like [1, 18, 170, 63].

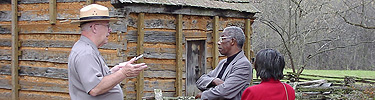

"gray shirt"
[68, 36, 123, 100]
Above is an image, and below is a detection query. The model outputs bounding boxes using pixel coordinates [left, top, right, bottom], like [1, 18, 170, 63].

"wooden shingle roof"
[117, 0, 260, 13]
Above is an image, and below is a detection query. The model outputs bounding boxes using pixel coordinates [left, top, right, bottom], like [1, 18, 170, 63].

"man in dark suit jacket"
[196, 26, 253, 100]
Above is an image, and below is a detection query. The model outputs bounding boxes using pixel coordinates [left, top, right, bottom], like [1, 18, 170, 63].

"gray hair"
[223, 26, 245, 48]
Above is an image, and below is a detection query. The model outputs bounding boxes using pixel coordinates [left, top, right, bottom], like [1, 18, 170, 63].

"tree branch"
[307, 40, 375, 59]
[337, 0, 375, 29]
[340, 14, 375, 29]
[259, 18, 296, 73]
[305, 39, 332, 44]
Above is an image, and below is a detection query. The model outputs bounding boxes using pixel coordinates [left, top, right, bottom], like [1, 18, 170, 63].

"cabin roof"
[117, 0, 260, 13]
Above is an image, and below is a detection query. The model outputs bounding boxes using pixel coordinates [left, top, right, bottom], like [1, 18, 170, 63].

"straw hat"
[71, 4, 119, 24]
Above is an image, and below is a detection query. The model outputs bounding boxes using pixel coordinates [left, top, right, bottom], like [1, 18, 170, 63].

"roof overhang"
[111, 0, 260, 19]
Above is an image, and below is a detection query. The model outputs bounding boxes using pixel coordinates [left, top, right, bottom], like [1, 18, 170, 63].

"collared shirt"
[68, 36, 123, 100]
[217, 50, 241, 79]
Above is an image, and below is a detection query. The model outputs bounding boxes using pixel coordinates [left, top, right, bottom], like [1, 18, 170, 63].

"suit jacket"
[196, 51, 252, 100]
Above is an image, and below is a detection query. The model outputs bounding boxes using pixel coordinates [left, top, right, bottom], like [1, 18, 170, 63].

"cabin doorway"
[186, 40, 206, 96]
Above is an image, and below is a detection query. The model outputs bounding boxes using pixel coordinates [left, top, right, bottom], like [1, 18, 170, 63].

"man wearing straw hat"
[68, 4, 147, 100]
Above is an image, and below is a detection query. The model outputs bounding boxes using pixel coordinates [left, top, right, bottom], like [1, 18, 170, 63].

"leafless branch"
[337, 0, 375, 29]
[339, 14, 375, 29]
[259, 18, 296, 73]
[307, 40, 375, 59]
[316, 36, 340, 52]
[305, 38, 335, 44]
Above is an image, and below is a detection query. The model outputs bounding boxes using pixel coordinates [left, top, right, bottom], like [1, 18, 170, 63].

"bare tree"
[251, 0, 375, 75]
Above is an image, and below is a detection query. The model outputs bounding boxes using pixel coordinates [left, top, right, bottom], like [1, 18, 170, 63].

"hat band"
[80, 16, 110, 20]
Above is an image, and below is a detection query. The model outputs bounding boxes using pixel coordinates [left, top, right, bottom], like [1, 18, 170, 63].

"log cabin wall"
[0, 0, 258, 99]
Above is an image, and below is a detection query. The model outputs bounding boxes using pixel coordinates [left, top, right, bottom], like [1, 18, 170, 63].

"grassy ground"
[284, 69, 375, 79]
[252, 69, 375, 83]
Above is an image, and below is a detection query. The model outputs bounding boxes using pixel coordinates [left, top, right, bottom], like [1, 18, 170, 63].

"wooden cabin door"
[186, 40, 206, 96]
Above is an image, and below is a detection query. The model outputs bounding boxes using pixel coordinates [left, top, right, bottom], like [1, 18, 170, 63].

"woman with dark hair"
[241, 49, 295, 100]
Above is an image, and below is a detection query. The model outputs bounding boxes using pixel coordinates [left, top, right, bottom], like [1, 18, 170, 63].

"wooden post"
[244, 19, 252, 60]
[250, 19, 255, 59]
[244, 19, 253, 85]
[86, 0, 94, 4]
[175, 14, 183, 96]
[49, 0, 56, 25]
[11, 0, 20, 99]
[212, 16, 219, 69]
[136, 13, 145, 100]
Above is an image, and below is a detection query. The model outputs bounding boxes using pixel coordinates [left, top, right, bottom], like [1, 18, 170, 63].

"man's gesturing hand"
[119, 57, 148, 77]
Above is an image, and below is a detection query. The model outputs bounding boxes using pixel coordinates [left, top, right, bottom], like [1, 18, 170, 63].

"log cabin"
[0, 0, 259, 99]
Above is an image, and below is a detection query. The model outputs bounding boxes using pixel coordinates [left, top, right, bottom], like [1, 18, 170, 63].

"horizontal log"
[0, 39, 11, 47]
[0, 75, 68, 93]
[0, 25, 11, 34]
[0, 65, 68, 79]
[147, 63, 178, 71]
[0, 75, 187, 95]
[0, 39, 126, 51]
[355, 79, 375, 84]
[297, 79, 327, 86]
[0, 89, 11, 99]
[0, 77, 11, 90]
[0, 63, 185, 79]
[0, 48, 123, 65]
[113, 3, 255, 19]
[20, 48, 71, 63]
[184, 31, 208, 38]
[0, 22, 125, 35]
[0, 0, 106, 4]
[144, 71, 176, 79]
[126, 15, 177, 29]
[18, 60, 68, 69]
[0, 89, 77, 100]
[287, 73, 375, 85]
[0, 47, 11, 60]
[351, 76, 375, 81]
[19, 90, 70, 100]
[0, 23, 80, 34]
[126, 30, 177, 43]
[0, 32, 214, 58]
[126, 13, 246, 31]
[1, 11, 240, 33]
[297, 86, 357, 92]
[0, 1, 114, 21]
[0, 12, 245, 34]
[300, 73, 346, 79]
[287, 72, 346, 79]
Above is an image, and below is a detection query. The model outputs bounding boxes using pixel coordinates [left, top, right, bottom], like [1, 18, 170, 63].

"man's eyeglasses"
[219, 36, 232, 42]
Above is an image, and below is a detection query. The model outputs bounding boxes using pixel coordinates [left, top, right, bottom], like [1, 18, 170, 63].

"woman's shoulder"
[245, 84, 264, 90]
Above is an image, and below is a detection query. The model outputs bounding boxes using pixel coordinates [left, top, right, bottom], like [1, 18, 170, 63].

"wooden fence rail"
[283, 72, 375, 99]
[285, 72, 375, 84]
[144, 72, 374, 100]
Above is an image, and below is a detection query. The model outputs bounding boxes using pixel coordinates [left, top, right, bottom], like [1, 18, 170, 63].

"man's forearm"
[89, 71, 126, 96]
